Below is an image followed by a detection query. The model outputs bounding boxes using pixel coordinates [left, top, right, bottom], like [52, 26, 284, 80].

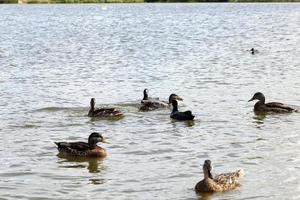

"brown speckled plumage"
[195, 160, 244, 193]
[88, 98, 123, 117]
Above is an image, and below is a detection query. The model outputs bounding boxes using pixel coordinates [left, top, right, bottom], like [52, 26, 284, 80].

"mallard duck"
[170, 99, 194, 120]
[140, 92, 183, 111]
[55, 132, 108, 157]
[248, 92, 296, 113]
[195, 160, 244, 193]
[88, 98, 123, 117]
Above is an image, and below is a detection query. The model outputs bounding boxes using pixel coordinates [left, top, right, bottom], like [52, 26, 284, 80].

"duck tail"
[236, 169, 245, 178]
[54, 142, 60, 147]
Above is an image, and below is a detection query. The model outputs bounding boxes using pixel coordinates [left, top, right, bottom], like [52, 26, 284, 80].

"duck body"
[140, 100, 166, 111]
[195, 160, 244, 193]
[249, 92, 296, 113]
[170, 100, 194, 121]
[171, 111, 194, 120]
[140, 89, 183, 111]
[55, 132, 107, 157]
[254, 101, 294, 113]
[55, 142, 107, 157]
[88, 98, 123, 117]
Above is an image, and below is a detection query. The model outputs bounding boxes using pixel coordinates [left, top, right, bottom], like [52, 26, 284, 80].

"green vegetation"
[230, 0, 300, 1]
[26, 0, 143, 3]
[1, 0, 300, 4]
[0, 0, 17, 3]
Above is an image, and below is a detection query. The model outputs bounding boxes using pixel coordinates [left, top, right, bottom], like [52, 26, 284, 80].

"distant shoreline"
[2, 0, 300, 4]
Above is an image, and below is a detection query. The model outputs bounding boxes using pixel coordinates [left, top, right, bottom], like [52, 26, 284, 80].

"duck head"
[248, 92, 265, 104]
[168, 93, 183, 104]
[88, 132, 108, 147]
[251, 48, 255, 54]
[143, 89, 149, 100]
[90, 98, 96, 110]
[203, 160, 213, 179]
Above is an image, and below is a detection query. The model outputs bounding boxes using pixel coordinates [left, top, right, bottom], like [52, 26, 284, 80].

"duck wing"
[140, 100, 168, 111]
[93, 107, 123, 116]
[94, 107, 114, 113]
[55, 142, 90, 151]
[214, 169, 244, 186]
[266, 102, 295, 112]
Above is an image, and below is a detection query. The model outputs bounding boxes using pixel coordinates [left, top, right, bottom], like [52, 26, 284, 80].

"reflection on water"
[196, 193, 212, 200]
[57, 154, 105, 174]
[89, 178, 106, 185]
[252, 114, 266, 127]
[171, 119, 196, 128]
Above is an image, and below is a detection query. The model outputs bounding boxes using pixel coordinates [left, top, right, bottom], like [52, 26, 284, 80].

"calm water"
[0, 3, 300, 200]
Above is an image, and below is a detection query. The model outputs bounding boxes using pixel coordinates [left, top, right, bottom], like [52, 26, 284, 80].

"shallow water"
[0, 3, 300, 200]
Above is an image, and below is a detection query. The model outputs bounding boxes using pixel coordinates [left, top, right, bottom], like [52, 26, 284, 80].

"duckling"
[140, 92, 183, 111]
[170, 99, 194, 120]
[88, 98, 123, 117]
[55, 132, 108, 157]
[195, 160, 244, 193]
[248, 92, 296, 113]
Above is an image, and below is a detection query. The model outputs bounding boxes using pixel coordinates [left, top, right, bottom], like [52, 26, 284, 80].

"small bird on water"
[250, 48, 258, 55]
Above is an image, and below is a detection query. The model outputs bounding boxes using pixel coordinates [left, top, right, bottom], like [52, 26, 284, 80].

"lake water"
[0, 3, 300, 200]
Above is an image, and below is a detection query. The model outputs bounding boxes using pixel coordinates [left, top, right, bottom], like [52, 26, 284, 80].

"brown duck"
[195, 160, 244, 193]
[140, 89, 183, 111]
[55, 132, 108, 157]
[88, 98, 123, 117]
[248, 92, 297, 113]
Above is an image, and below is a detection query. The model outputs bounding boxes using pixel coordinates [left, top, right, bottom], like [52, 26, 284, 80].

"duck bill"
[102, 140, 110, 144]
[248, 97, 254, 102]
[174, 96, 183, 101]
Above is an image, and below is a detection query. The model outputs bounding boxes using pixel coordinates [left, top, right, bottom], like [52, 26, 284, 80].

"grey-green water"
[0, 3, 300, 200]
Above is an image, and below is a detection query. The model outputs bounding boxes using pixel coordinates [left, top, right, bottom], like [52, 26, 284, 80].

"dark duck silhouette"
[195, 160, 244, 193]
[250, 48, 258, 55]
[170, 99, 194, 120]
[140, 89, 183, 111]
[55, 132, 108, 157]
[248, 92, 297, 113]
[88, 98, 123, 117]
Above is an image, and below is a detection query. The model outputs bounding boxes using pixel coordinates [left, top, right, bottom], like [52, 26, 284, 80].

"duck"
[55, 132, 108, 157]
[170, 99, 194, 120]
[141, 89, 159, 103]
[195, 160, 244, 193]
[248, 92, 296, 113]
[88, 98, 123, 117]
[140, 90, 183, 111]
[250, 48, 258, 55]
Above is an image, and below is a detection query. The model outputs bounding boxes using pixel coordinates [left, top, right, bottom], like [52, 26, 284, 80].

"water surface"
[0, 3, 300, 200]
